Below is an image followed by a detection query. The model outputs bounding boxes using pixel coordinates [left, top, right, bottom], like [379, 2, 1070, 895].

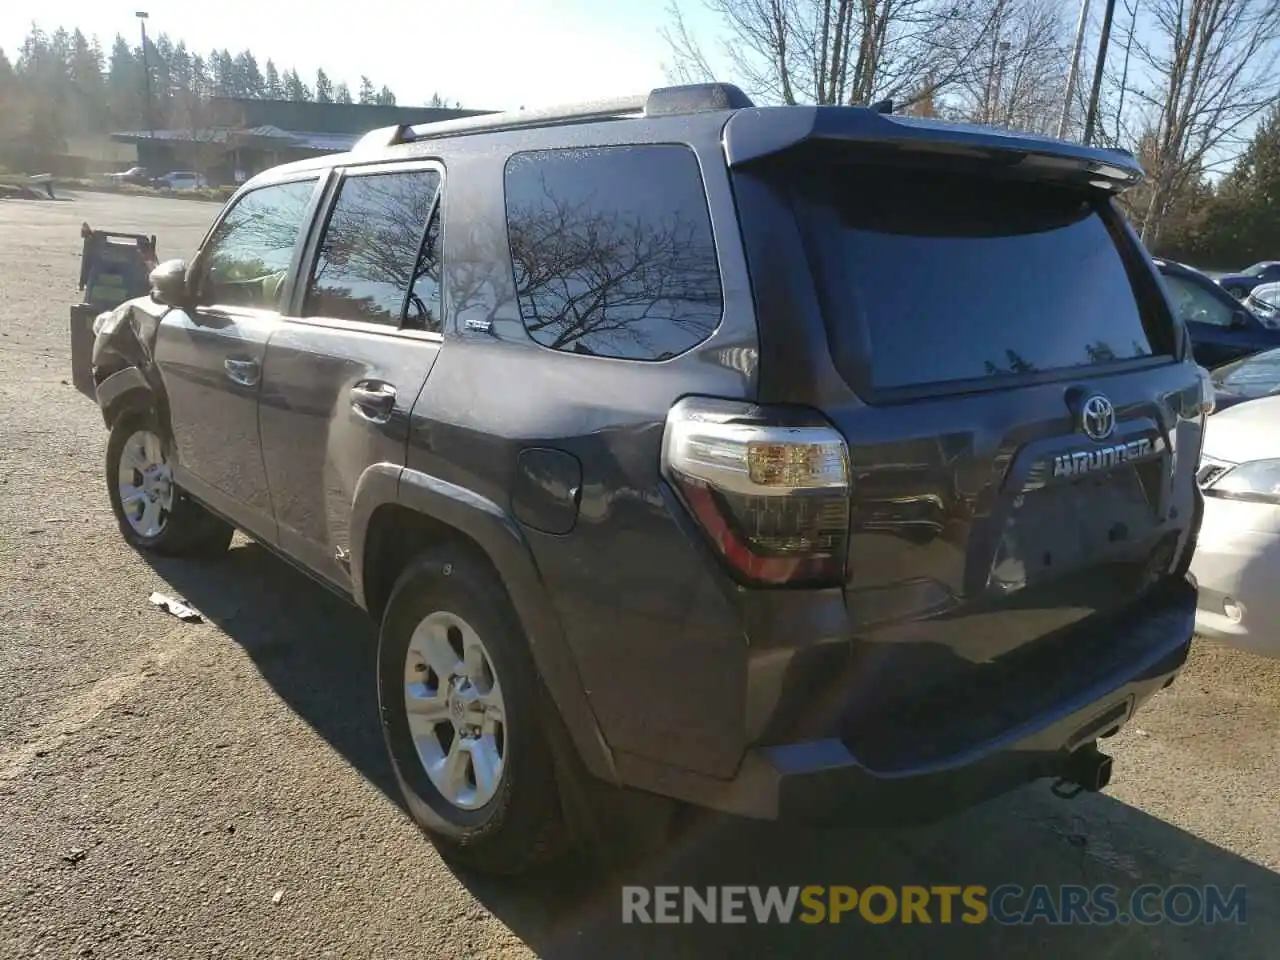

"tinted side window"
[306, 169, 441, 327]
[200, 178, 318, 310]
[1162, 274, 1234, 327]
[404, 209, 442, 333]
[504, 145, 722, 360]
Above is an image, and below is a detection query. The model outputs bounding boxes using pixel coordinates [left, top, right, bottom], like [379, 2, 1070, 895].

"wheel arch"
[350, 464, 619, 785]
[97, 365, 172, 439]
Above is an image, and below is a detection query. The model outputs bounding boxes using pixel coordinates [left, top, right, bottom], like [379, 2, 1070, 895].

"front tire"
[377, 550, 566, 876]
[105, 409, 233, 557]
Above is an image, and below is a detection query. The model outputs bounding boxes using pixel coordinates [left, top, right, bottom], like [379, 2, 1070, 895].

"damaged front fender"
[89, 296, 173, 429]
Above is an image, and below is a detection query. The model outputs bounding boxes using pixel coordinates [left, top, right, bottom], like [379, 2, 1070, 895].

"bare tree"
[951, 0, 1069, 134]
[1122, 0, 1280, 245]
[662, 0, 1005, 108]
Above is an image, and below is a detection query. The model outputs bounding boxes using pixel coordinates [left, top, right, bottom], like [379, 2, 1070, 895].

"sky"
[0, 0, 726, 110]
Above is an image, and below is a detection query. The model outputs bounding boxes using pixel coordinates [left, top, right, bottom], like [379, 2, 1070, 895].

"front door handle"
[350, 380, 397, 424]
[224, 357, 260, 387]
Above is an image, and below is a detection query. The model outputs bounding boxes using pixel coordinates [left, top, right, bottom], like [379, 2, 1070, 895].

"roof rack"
[351, 82, 755, 152]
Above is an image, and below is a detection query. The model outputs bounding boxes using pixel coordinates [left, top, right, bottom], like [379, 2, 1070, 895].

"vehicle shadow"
[142, 540, 1278, 959]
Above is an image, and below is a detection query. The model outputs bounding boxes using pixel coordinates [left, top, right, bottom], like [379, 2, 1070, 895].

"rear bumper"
[617, 576, 1195, 824]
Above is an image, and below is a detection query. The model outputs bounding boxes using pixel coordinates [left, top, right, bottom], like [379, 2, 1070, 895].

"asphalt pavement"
[1, 191, 1277, 958]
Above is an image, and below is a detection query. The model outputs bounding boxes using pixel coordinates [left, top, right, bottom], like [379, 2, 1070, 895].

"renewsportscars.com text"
[621, 884, 1247, 926]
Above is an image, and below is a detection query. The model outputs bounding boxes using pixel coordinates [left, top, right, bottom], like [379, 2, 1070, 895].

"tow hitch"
[1050, 743, 1113, 799]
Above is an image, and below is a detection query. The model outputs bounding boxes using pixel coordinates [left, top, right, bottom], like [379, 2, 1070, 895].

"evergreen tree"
[67, 29, 105, 130]
[1202, 103, 1280, 266]
[106, 34, 142, 128]
[235, 50, 264, 98]
[0, 22, 447, 172]
[283, 67, 311, 102]
[170, 42, 193, 98]
[209, 48, 234, 97]
[264, 59, 283, 99]
[315, 67, 333, 103]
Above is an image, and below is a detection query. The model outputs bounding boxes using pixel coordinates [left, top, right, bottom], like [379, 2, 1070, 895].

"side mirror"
[1231, 308, 1251, 329]
[148, 258, 190, 309]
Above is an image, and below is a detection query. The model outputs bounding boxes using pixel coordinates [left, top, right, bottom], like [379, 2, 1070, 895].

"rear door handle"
[224, 357, 260, 386]
[350, 380, 397, 424]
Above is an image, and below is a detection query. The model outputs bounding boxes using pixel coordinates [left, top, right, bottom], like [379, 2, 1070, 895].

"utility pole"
[1057, 0, 1091, 139]
[1082, 0, 1119, 145]
[994, 40, 1011, 126]
[136, 11, 153, 140]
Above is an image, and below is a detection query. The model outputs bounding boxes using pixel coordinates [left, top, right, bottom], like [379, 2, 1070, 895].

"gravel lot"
[1, 191, 1278, 959]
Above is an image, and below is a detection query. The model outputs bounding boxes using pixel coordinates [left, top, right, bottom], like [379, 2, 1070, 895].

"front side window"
[306, 169, 441, 327]
[199, 178, 317, 310]
[504, 145, 723, 360]
[1162, 274, 1235, 327]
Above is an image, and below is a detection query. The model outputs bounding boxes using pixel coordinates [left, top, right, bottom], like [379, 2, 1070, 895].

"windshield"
[1244, 262, 1278, 277]
[787, 163, 1165, 393]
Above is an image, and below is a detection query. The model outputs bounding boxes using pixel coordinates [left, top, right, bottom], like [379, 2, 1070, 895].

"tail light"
[661, 397, 851, 587]
[1194, 365, 1215, 416]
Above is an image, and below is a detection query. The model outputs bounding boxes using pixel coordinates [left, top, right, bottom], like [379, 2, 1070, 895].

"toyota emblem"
[1079, 394, 1116, 441]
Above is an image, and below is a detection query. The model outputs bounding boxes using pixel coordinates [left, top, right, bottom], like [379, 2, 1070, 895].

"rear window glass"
[789, 165, 1162, 392]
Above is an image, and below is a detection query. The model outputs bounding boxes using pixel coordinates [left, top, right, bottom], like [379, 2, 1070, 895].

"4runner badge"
[1053, 437, 1154, 478]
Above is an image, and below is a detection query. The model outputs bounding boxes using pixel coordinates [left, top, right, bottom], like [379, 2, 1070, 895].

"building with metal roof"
[110, 97, 490, 184]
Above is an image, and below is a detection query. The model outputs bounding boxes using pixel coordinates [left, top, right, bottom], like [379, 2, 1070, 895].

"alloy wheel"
[403, 610, 507, 810]
[117, 429, 174, 538]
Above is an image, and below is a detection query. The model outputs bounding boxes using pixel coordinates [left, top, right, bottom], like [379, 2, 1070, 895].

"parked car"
[153, 171, 209, 190]
[1206, 346, 1280, 412]
[1154, 258, 1277, 367]
[76, 83, 1210, 876]
[1217, 261, 1280, 299]
[1192, 395, 1280, 657]
[104, 166, 151, 187]
[1243, 280, 1280, 327]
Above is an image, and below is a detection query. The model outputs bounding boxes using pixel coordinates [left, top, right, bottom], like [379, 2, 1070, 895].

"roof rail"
[352, 82, 755, 151]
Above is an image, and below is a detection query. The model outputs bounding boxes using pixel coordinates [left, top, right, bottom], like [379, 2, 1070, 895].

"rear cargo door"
[728, 117, 1200, 728]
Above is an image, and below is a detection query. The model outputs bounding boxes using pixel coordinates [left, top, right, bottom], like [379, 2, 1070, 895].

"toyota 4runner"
[77, 82, 1210, 876]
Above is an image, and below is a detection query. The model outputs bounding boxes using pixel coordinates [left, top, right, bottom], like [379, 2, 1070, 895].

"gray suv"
[77, 83, 1209, 876]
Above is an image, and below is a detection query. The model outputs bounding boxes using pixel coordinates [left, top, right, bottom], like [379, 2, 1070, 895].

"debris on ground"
[148, 592, 203, 623]
[271, 889, 284, 905]
[62, 847, 86, 865]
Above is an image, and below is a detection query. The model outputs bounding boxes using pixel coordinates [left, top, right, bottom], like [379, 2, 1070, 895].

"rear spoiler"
[722, 106, 1145, 191]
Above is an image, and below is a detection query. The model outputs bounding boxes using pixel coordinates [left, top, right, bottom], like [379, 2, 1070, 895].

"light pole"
[136, 11, 153, 140]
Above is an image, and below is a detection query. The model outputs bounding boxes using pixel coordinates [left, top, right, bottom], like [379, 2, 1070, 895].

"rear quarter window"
[503, 145, 723, 361]
[788, 164, 1170, 393]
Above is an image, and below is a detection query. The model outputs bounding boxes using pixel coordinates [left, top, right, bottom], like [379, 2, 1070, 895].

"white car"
[1192, 394, 1280, 656]
[154, 171, 208, 190]
[1244, 281, 1280, 328]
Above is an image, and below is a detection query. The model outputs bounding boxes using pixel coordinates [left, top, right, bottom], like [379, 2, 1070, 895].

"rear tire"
[377, 549, 567, 876]
[106, 409, 233, 557]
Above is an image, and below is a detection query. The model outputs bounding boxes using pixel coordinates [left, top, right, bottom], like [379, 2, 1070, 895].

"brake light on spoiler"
[661, 397, 851, 587]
